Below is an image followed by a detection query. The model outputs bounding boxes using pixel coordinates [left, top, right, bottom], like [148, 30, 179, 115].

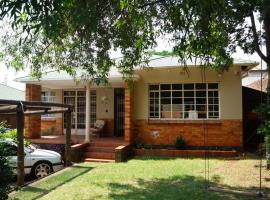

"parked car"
[0, 138, 64, 178]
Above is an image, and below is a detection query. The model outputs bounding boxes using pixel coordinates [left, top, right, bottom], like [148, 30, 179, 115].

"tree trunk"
[263, 0, 270, 169]
[264, 0, 270, 103]
[16, 103, 25, 186]
[65, 108, 72, 167]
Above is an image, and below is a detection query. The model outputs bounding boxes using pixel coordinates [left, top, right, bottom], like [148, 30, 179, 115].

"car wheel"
[31, 161, 53, 179]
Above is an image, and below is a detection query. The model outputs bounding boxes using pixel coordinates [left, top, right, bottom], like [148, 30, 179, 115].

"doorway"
[114, 88, 125, 137]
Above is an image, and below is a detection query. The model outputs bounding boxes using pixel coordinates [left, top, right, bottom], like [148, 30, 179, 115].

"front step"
[84, 158, 114, 163]
[84, 151, 115, 160]
[84, 138, 124, 162]
[86, 146, 115, 153]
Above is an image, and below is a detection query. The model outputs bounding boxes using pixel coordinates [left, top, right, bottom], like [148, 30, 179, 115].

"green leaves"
[0, 0, 268, 84]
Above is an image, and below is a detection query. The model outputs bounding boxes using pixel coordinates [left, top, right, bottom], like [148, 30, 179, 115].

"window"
[90, 90, 97, 127]
[41, 91, 56, 118]
[149, 83, 219, 120]
[63, 90, 97, 129]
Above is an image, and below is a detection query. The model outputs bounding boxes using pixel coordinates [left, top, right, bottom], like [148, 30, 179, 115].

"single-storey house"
[15, 56, 258, 154]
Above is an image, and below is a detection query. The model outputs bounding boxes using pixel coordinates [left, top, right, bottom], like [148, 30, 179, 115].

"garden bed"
[134, 148, 239, 157]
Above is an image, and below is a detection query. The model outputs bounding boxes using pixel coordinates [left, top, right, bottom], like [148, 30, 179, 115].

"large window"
[41, 91, 56, 118]
[149, 83, 219, 120]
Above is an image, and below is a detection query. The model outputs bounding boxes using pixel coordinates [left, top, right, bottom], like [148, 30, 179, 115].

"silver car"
[1, 139, 64, 178]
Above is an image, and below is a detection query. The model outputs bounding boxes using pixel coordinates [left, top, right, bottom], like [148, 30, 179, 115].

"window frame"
[41, 91, 57, 119]
[148, 83, 220, 120]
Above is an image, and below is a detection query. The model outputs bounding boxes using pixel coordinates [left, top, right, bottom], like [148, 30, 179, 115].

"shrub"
[0, 142, 14, 200]
[175, 135, 186, 150]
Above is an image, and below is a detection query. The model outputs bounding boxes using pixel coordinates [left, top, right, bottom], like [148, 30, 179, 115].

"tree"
[0, 0, 269, 100]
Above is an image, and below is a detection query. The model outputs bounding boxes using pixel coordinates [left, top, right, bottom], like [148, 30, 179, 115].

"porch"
[29, 134, 129, 162]
[23, 72, 135, 145]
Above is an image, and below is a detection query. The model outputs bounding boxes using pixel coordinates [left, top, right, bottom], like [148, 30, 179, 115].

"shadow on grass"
[11, 165, 94, 200]
[107, 175, 268, 200]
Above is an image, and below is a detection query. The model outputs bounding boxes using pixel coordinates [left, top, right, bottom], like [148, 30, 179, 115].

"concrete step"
[84, 158, 114, 163]
[86, 146, 115, 153]
[84, 152, 115, 160]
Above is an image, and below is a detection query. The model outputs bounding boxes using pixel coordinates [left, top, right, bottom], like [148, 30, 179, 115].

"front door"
[114, 88, 125, 137]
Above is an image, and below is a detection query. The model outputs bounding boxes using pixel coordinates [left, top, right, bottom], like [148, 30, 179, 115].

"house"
[242, 61, 267, 92]
[0, 84, 25, 128]
[15, 56, 258, 154]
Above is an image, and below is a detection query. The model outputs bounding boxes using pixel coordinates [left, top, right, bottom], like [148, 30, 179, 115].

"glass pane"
[196, 105, 206, 112]
[172, 84, 182, 90]
[184, 104, 194, 111]
[64, 91, 75, 96]
[161, 91, 171, 98]
[161, 84, 171, 90]
[172, 98, 182, 104]
[208, 83, 218, 89]
[184, 98, 194, 104]
[196, 98, 206, 104]
[196, 83, 206, 90]
[198, 112, 207, 119]
[172, 91, 182, 97]
[172, 111, 182, 118]
[77, 91, 86, 97]
[161, 98, 171, 104]
[184, 84, 194, 90]
[184, 91, 194, 97]
[196, 91, 206, 97]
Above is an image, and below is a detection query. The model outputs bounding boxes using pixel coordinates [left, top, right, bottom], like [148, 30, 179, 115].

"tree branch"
[250, 11, 269, 63]
[138, 0, 164, 9]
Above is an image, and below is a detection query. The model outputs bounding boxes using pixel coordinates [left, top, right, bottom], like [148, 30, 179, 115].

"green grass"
[10, 157, 270, 200]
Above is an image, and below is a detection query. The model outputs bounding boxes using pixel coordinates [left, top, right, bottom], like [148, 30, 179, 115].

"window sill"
[148, 119, 221, 124]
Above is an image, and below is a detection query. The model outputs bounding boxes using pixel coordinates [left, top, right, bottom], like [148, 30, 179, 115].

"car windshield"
[25, 144, 36, 153]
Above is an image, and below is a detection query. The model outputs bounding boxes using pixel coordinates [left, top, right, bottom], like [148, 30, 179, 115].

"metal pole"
[16, 102, 25, 186]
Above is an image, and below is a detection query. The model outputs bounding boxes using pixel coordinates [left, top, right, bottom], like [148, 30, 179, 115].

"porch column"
[85, 82, 91, 142]
[124, 81, 133, 143]
[25, 84, 41, 139]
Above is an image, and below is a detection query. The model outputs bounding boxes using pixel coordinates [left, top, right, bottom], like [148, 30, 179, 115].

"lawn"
[9, 157, 270, 200]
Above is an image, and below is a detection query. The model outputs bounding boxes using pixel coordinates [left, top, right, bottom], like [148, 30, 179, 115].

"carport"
[0, 99, 73, 186]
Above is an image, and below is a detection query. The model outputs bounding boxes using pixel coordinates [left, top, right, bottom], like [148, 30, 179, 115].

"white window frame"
[148, 83, 220, 120]
[41, 91, 56, 119]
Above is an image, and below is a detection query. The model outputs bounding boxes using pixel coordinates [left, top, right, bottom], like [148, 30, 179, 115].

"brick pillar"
[25, 84, 41, 139]
[124, 82, 133, 144]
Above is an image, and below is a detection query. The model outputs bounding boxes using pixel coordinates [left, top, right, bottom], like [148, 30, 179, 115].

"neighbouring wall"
[132, 66, 243, 147]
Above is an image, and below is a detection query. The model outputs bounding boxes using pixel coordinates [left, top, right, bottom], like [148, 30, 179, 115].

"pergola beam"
[24, 108, 68, 116]
[0, 99, 71, 108]
[0, 105, 17, 113]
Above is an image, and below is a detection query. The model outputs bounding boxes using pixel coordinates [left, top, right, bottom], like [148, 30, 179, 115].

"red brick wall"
[0, 116, 17, 128]
[134, 120, 243, 148]
[124, 83, 133, 143]
[41, 118, 63, 135]
[25, 84, 41, 138]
